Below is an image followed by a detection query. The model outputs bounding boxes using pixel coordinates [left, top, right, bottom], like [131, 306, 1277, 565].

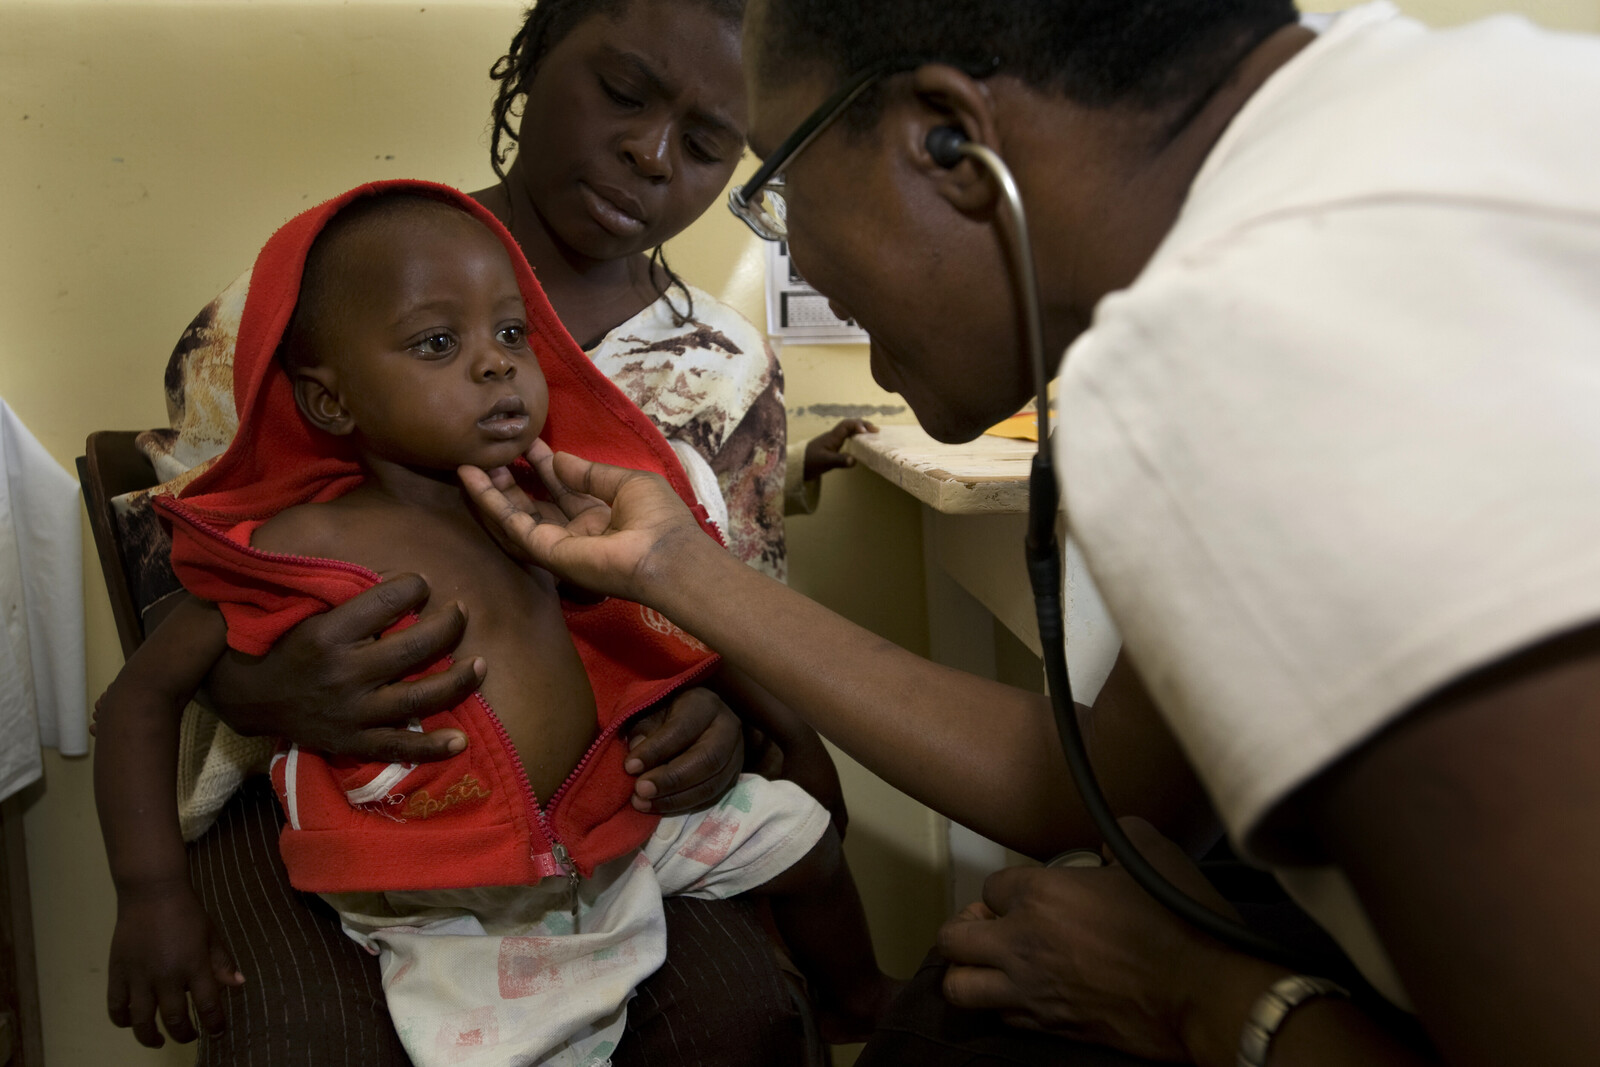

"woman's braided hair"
[488, 0, 746, 325]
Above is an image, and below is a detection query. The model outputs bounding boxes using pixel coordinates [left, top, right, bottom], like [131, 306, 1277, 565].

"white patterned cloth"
[0, 398, 86, 802]
[322, 775, 829, 1067]
[585, 285, 788, 580]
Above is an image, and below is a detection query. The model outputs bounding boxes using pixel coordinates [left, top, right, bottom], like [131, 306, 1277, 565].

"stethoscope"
[925, 126, 1307, 969]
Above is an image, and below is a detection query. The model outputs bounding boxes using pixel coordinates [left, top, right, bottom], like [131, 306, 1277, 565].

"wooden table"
[845, 424, 1034, 516]
[846, 424, 1045, 660]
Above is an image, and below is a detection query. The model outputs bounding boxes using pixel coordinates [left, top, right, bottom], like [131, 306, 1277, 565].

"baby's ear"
[292, 368, 354, 436]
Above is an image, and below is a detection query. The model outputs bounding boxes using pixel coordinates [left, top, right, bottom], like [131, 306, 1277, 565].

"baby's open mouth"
[479, 397, 530, 436]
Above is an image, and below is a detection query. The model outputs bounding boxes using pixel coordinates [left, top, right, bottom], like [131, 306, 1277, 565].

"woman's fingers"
[317, 572, 435, 642]
[627, 690, 745, 814]
[353, 599, 470, 685]
[107, 963, 132, 1030]
[348, 724, 468, 764]
[126, 982, 164, 1048]
[190, 972, 228, 1039]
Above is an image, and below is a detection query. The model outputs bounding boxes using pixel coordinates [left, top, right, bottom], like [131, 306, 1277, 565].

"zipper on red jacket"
[472, 646, 716, 885]
[466, 689, 583, 927]
[551, 842, 580, 923]
[479, 651, 720, 935]
[162, 496, 578, 884]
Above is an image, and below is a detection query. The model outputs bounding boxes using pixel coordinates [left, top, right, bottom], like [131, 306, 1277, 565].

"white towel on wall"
[0, 398, 87, 803]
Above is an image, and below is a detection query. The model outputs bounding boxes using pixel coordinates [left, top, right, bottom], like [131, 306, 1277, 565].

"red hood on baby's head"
[173, 178, 709, 534]
[155, 179, 720, 672]
[152, 182, 724, 889]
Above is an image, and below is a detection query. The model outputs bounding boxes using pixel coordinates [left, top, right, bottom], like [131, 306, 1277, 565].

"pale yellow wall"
[1319, 0, 1600, 29]
[7, 0, 1600, 1063]
[0, 2, 934, 1064]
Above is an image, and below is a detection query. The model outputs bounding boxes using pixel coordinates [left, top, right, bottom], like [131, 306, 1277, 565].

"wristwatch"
[1237, 974, 1350, 1067]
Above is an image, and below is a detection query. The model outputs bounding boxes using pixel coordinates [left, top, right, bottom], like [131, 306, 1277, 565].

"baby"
[94, 181, 892, 1066]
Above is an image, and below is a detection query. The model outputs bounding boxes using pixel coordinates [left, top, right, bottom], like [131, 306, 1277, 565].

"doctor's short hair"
[755, 0, 1299, 117]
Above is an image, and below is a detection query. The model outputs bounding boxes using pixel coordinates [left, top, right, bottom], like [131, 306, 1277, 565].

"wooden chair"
[76, 431, 158, 660]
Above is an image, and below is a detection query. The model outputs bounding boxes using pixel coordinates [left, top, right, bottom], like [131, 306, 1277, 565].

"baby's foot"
[817, 971, 903, 1045]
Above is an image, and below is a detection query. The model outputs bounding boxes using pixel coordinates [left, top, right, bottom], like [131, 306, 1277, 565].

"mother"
[174, 0, 855, 1062]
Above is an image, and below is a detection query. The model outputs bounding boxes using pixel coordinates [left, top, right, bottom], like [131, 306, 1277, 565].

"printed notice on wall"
[764, 240, 870, 345]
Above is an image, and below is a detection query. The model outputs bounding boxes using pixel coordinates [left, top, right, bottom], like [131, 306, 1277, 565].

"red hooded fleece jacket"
[155, 181, 722, 894]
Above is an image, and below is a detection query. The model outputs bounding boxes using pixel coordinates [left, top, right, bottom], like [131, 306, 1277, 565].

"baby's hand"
[803, 419, 879, 483]
[107, 884, 244, 1048]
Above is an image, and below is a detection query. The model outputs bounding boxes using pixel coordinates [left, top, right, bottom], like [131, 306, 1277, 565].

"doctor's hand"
[938, 818, 1285, 1065]
[459, 440, 709, 604]
[203, 576, 480, 764]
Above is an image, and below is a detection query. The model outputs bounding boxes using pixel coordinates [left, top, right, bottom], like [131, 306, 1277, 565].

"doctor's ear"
[908, 64, 1004, 212]
[292, 368, 355, 436]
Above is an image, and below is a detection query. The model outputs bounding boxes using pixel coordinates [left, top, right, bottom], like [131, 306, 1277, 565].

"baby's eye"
[412, 332, 456, 358]
[497, 323, 528, 348]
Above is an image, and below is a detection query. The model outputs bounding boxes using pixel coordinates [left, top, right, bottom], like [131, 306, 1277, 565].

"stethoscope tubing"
[954, 138, 1319, 973]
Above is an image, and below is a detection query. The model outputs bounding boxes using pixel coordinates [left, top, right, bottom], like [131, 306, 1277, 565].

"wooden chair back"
[76, 431, 159, 661]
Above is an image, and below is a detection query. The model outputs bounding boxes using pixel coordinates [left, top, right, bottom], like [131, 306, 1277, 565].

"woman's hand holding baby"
[624, 687, 746, 814]
[204, 575, 482, 764]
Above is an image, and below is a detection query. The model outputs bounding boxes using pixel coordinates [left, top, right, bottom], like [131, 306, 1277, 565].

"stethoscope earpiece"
[925, 126, 970, 169]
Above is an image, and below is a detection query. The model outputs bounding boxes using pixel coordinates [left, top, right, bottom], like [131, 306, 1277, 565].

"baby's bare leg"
[755, 826, 901, 1044]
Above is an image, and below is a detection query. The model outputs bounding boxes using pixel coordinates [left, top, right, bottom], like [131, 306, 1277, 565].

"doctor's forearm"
[647, 532, 1211, 856]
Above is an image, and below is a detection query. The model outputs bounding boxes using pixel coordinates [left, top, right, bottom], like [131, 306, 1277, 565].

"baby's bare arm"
[95, 596, 242, 1046]
[96, 596, 227, 890]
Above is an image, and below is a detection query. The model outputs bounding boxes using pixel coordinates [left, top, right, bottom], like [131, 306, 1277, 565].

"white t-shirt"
[1056, 2, 1600, 1004]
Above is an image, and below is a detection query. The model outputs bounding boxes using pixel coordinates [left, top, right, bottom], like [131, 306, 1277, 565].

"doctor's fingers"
[460, 465, 551, 552]
[525, 441, 612, 522]
[975, 861, 1077, 918]
[941, 960, 1032, 1014]
[936, 886, 1037, 972]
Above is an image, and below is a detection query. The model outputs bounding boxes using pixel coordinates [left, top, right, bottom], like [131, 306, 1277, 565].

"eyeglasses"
[729, 57, 1001, 241]
[732, 56, 973, 241]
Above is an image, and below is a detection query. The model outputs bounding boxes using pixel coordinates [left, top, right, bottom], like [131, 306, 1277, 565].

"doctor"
[462, 1, 1600, 1065]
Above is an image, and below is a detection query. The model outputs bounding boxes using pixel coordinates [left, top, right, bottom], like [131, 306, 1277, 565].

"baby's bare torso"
[253, 485, 598, 801]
